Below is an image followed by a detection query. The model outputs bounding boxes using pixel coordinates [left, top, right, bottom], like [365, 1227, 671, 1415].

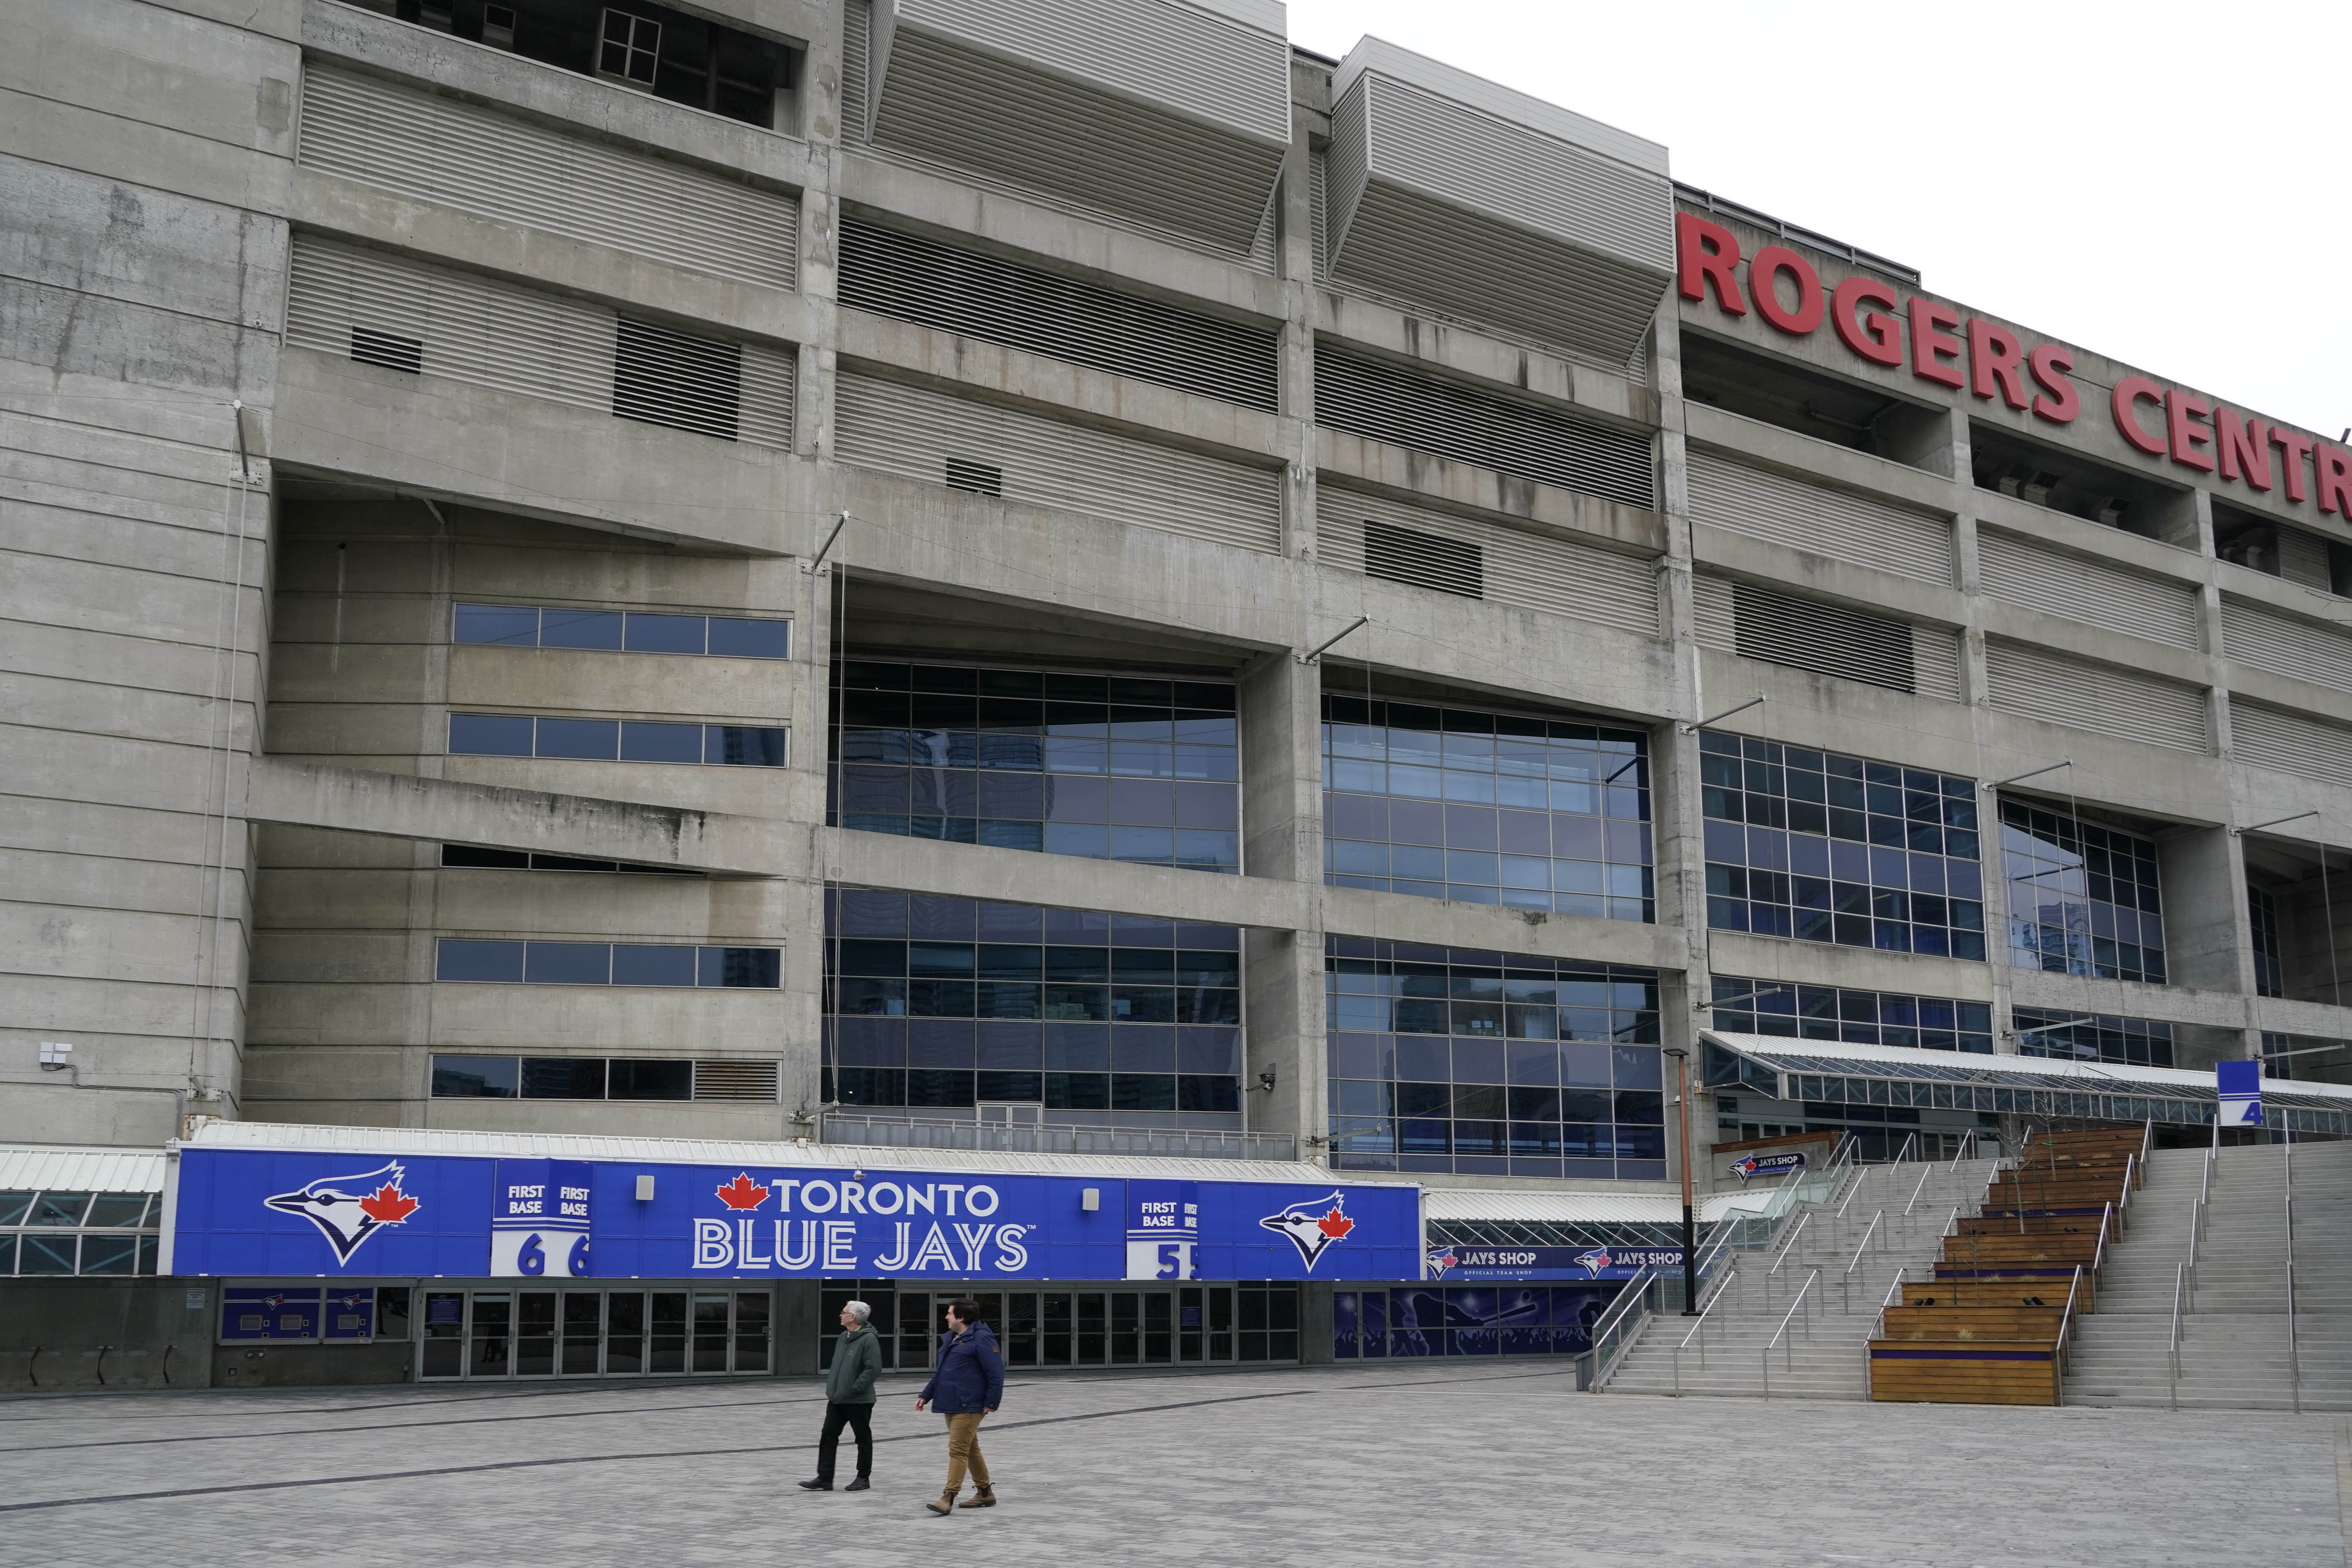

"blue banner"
[1424, 1244, 1683, 1281]
[2218, 1060, 2263, 1128]
[171, 1147, 1423, 1283]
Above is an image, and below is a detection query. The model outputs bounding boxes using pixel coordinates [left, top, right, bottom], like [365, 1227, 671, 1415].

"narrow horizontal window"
[434, 938, 780, 988]
[439, 844, 700, 876]
[448, 714, 787, 767]
[431, 1053, 772, 1100]
[454, 605, 788, 659]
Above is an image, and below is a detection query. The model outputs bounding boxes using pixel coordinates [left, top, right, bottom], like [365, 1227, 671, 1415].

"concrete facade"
[9, 0, 2352, 1181]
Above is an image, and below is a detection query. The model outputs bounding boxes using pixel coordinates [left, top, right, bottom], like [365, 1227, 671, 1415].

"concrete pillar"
[1298, 1280, 1334, 1364]
[777, 1278, 822, 1376]
[1239, 648, 1324, 1156]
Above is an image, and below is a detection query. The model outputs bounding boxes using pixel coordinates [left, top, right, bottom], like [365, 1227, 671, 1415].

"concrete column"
[1298, 1280, 1334, 1364]
[777, 1278, 822, 1376]
[1239, 648, 1324, 1157]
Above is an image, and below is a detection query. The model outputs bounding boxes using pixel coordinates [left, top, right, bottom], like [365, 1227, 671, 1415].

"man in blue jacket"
[913, 1299, 1002, 1514]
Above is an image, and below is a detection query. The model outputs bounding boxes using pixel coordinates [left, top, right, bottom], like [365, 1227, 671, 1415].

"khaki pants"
[943, 1411, 991, 1493]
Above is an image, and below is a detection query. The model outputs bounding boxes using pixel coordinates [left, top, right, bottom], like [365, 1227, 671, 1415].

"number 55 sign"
[1126, 1180, 1200, 1280]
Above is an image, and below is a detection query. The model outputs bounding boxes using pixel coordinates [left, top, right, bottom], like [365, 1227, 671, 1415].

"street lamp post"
[1664, 1045, 1697, 1314]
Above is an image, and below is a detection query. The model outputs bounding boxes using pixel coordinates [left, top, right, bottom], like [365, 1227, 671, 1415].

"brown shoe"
[958, 1485, 996, 1508]
[925, 1491, 957, 1516]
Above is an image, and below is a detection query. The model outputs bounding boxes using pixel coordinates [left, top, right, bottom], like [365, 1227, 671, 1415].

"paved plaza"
[1, 1364, 2343, 1566]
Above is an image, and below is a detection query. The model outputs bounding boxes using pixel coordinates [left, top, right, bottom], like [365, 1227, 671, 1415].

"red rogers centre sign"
[1677, 212, 2352, 517]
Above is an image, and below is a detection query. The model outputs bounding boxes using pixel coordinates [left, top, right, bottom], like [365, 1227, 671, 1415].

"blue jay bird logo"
[264, 1162, 420, 1264]
[1259, 1192, 1356, 1270]
[1574, 1247, 1614, 1277]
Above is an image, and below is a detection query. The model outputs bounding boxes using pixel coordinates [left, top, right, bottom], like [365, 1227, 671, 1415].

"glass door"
[1179, 1287, 1205, 1362]
[1004, 1292, 1040, 1366]
[561, 1291, 603, 1374]
[515, 1291, 557, 1375]
[649, 1292, 688, 1373]
[1109, 1292, 1141, 1363]
[606, 1292, 645, 1374]
[692, 1293, 731, 1372]
[1075, 1292, 1107, 1364]
[421, 1290, 466, 1378]
[733, 1292, 771, 1373]
[468, 1293, 512, 1377]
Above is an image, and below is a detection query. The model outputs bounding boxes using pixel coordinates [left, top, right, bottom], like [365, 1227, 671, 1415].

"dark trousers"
[816, 1401, 873, 1482]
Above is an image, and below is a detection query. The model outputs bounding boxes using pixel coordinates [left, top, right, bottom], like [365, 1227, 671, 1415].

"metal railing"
[1840, 1209, 1884, 1311]
[1760, 1267, 1822, 1400]
[817, 1111, 1296, 1161]
[2167, 1261, 2188, 1411]
[1578, 1267, 1661, 1392]
[1670, 1258, 1737, 1396]
[1864, 1269, 1907, 1399]
[2286, 1143, 2301, 1414]
[2052, 1264, 2085, 1405]
[1903, 1161, 1934, 1216]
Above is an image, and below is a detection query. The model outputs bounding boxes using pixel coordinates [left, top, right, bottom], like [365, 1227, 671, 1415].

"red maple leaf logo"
[358, 1183, 418, 1224]
[1317, 1206, 1354, 1240]
[716, 1172, 769, 1210]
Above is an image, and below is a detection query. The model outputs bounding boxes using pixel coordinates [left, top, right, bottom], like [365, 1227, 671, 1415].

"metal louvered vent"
[838, 221, 1279, 412]
[2231, 699, 2352, 788]
[840, 0, 871, 142]
[352, 327, 420, 375]
[1320, 488, 1659, 635]
[1686, 452, 1951, 586]
[1731, 582, 1915, 693]
[945, 458, 1002, 496]
[834, 373, 1280, 554]
[286, 236, 795, 449]
[692, 1060, 780, 1102]
[1978, 529, 2198, 648]
[298, 65, 799, 290]
[1984, 639, 2209, 751]
[2223, 597, 2352, 693]
[615, 318, 742, 441]
[1363, 518, 1481, 598]
[1314, 348, 1653, 509]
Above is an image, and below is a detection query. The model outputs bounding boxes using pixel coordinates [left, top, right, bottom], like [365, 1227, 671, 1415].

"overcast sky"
[1286, 1, 2348, 440]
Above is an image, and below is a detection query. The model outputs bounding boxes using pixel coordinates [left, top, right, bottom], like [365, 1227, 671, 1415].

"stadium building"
[4, 0, 2346, 1398]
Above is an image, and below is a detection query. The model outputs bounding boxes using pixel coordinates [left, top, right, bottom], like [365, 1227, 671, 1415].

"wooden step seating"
[1869, 1306, 2071, 1403]
[1870, 1129, 2140, 1405]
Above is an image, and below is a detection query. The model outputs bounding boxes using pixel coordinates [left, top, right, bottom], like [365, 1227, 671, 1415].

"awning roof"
[0, 1144, 170, 1193]
[1702, 1031, 2352, 1121]
[1425, 1188, 1771, 1226]
[176, 1120, 1345, 1186]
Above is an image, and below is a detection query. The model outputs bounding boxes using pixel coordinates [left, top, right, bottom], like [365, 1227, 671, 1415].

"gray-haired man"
[800, 1300, 882, 1492]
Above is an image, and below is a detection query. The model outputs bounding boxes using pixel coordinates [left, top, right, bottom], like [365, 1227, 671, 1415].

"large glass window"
[1322, 697, 1652, 921]
[1707, 975, 1993, 1053]
[1323, 936, 1663, 1180]
[2001, 801, 2165, 982]
[1701, 734, 1984, 958]
[456, 603, 789, 659]
[825, 889, 1244, 1122]
[2250, 882, 2284, 998]
[433, 940, 779, 987]
[830, 663, 1239, 874]
[2012, 1008, 2174, 1067]
[0, 1189, 160, 1276]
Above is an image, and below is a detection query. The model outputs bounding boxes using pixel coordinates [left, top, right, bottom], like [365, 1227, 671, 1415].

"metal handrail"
[1948, 1127, 1977, 1172]
[2140, 1117, 2155, 1165]
[1865, 1269, 1907, 1400]
[1769, 1212, 1811, 1276]
[1887, 1131, 1920, 1165]
[2116, 1152, 2138, 1229]
[2052, 1265, 2085, 1404]
[2167, 1261, 2187, 1412]
[1760, 1267, 1821, 1400]
[2092, 1201, 2112, 1276]
[1580, 1266, 1659, 1392]
[1837, 1162, 1870, 1219]
[1671, 1258, 1736, 1394]
[1842, 1209, 1884, 1311]
[1903, 1162, 1932, 1216]
[2286, 1190, 2301, 1416]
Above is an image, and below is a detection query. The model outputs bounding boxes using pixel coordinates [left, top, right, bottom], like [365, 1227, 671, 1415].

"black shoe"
[845, 1477, 870, 1492]
[798, 1479, 832, 1491]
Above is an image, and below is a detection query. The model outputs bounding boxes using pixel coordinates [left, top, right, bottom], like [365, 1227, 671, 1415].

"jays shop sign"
[1423, 1244, 1682, 1282]
[168, 1147, 1423, 1283]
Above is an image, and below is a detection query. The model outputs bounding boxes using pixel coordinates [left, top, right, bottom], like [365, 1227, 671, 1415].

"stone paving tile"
[0, 1363, 2342, 1567]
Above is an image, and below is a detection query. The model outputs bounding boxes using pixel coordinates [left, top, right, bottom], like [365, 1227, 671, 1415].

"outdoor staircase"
[2063, 1138, 2352, 1412]
[1601, 1152, 2001, 1400]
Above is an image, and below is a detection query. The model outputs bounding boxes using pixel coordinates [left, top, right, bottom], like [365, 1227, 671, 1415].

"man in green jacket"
[800, 1301, 882, 1492]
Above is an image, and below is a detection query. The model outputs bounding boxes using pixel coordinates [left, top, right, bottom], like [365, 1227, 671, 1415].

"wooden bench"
[1879, 1305, 2066, 1341]
[1868, 1339, 2061, 1404]
[1940, 1235, 2101, 1266]
[1902, 1278, 2094, 1311]
[1957, 1213, 2114, 1239]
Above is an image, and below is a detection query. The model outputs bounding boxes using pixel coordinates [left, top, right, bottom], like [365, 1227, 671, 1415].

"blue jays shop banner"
[1424, 1244, 1684, 1282]
[169, 1147, 1423, 1283]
